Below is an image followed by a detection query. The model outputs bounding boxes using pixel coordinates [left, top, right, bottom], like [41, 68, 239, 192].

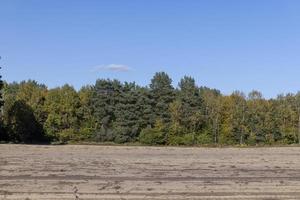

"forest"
[1, 71, 300, 145]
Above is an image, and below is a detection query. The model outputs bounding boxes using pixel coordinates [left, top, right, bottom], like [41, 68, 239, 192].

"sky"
[1, 0, 300, 98]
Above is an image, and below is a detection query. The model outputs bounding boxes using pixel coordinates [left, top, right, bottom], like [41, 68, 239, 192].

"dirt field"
[0, 145, 300, 200]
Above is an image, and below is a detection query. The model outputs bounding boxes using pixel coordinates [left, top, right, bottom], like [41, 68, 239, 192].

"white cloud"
[91, 64, 131, 72]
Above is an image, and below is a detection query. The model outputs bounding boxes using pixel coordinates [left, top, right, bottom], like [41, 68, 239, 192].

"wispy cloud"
[91, 64, 131, 72]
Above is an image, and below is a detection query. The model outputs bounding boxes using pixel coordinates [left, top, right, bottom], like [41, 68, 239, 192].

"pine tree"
[0, 57, 4, 111]
[92, 79, 122, 141]
[0, 57, 5, 141]
[150, 72, 175, 123]
[178, 76, 203, 132]
[113, 82, 140, 143]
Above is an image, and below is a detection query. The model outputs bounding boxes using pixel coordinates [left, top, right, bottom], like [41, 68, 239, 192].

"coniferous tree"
[92, 79, 122, 141]
[3, 72, 300, 145]
[178, 76, 203, 132]
[0, 58, 5, 140]
[150, 72, 175, 124]
[113, 82, 141, 143]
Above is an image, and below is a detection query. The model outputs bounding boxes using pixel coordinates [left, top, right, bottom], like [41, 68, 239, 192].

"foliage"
[2, 72, 300, 146]
[43, 84, 81, 142]
[3, 99, 44, 143]
[139, 120, 167, 145]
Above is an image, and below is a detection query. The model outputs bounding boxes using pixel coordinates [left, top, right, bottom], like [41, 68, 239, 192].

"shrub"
[139, 127, 166, 145]
[196, 132, 212, 144]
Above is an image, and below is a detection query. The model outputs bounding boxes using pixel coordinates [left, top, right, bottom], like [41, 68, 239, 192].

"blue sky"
[1, 0, 300, 98]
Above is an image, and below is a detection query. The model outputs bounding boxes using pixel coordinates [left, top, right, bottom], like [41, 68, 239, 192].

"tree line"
[1, 71, 300, 145]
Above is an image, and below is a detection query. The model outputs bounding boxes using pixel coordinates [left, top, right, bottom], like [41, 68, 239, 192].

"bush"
[283, 132, 297, 144]
[168, 133, 195, 146]
[57, 129, 76, 143]
[113, 126, 139, 144]
[196, 132, 212, 144]
[95, 126, 114, 142]
[77, 127, 95, 141]
[139, 127, 166, 145]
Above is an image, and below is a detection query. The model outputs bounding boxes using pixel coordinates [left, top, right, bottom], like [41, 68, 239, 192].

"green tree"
[44, 84, 81, 142]
[167, 76, 204, 145]
[2, 81, 47, 142]
[113, 82, 141, 143]
[16, 80, 48, 127]
[0, 64, 5, 140]
[78, 85, 96, 140]
[231, 91, 248, 144]
[279, 94, 298, 143]
[201, 87, 222, 144]
[0, 68, 3, 111]
[139, 119, 167, 145]
[92, 79, 122, 142]
[3, 99, 44, 143]
[150, 72, 175, 124]
[3, 72, 300, 146]
[178, 76, 203, 133]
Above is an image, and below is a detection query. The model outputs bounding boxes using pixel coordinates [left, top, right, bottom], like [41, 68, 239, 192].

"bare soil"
[0, 144, 300, 199]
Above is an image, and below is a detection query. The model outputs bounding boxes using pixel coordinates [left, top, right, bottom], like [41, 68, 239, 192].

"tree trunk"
[214, 116, 218, 144]
[240, 106, 245, 145]
[240, 133, 243, 145]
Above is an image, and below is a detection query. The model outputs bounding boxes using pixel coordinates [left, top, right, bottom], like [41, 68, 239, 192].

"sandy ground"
[0, 145, 300, 200]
